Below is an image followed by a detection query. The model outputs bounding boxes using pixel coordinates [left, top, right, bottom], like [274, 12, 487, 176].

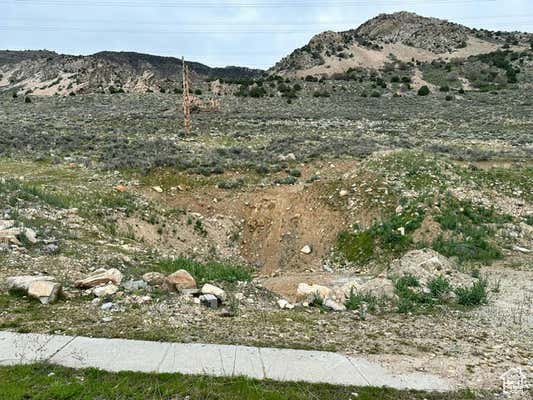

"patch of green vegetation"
[432, 195, 508, 263]
[336, 199, 425, 265]
[336, 231, 374, 264]
[154, 257, 252, 286]
[455, 278, 489, 306]
[428, 276, 452, 298]
[345, 289, 380, 313]
[0, 364, 488, 400]
[395, 275, 435, 314]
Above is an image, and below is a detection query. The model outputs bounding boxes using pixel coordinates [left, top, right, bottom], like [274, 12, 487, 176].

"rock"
[277, 299, 295, 310]
[199, 294, 218, 309]
[6, 275, 57, 293]
[201, 284, 226, 301]
[513, 246, 531, 254]
[324, 298, 346, 312]
[340, 280, 362, 298]
[359, 278, 395, 299]
[42, 243, 59, 254]
[75, 268, 123, 289]
[28, 281, 62, 305]
[300, 245, 313, 255]
[23, 228, 38, 244]
[395, 205, 404, 214]
[101, 302, 114, 311]
[388, 249, 474, 288]
[296, 283, 331, 301]
[122, 280, 148, 292]
[152, 186, 163, 193]
[142, 272, 166, 286]
[0, 220, 15, 230]
[339, 190, 349, 197]
[114, 184, 127, 192]
[93, 284, 119, 298]
[165, 270, 197, 291]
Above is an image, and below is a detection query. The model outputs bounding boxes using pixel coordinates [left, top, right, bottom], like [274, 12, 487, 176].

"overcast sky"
[1, 0, 532, 69]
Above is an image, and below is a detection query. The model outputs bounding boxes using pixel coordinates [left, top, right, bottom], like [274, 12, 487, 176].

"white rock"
[23, 228, 38, 244]
[152, 186, 163, 193]
[339, 190, 349, 197]
[28, 281, 62, 304]
[93, 284, 118, 298]
[300, 245, 312, 255]
[277, 299, 295, 310]
[6, 275, 57, 292]
[324, 298, 346, 312]
[201, 284, 226, 301]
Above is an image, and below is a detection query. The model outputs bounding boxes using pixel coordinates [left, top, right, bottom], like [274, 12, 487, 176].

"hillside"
[270, 11, 533, 78]
[0, 50, 263, 96]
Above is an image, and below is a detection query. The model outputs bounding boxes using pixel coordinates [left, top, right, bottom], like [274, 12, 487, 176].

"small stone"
[152, 186, 163, 193]
[28, 281, 62, 304]
[23, 228, 38, 244]
[277, 299, 295, 310]
[101, 302, 114, 311]
[142, 272, 166, 285]
[300, 245, 312, 255]
[165, 270, 197, 291]
[42, 243, 59, 254]
[102, 317, 113, 322]
[199, 294, 218, 309]
[339, 190, 349, 197]
[94, 284, 118, 298]
[201, 284, 226, 301]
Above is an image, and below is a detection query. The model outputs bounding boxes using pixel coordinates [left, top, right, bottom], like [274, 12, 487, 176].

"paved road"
[0, 331, 451, 391]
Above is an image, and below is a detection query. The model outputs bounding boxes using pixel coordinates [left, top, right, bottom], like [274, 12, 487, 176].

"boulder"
[93, 284, 119, 298]
[75, 268, 123, 289]
[28, 281, 62, 305]
[388, 249, 474, 288]
[296, 283, 331, 301]
[165, 270, 197, 291]
[201, 284, 226, 301]
[142, 272, 166, 286]
[6, 275, 57, 293]
[23, 228, 38, 244]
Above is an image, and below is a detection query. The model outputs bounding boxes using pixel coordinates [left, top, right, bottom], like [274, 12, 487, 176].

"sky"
[1, 0, 532, 69]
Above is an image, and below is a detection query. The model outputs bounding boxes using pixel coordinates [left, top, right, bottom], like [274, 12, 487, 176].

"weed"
[455, 278, 489, 306]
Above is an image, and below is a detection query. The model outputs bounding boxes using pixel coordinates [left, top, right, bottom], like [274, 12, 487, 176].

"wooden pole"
[182, 57, 191, 135]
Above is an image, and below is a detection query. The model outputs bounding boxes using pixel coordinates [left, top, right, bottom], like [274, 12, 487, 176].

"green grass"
[345, 290, 380, 313]
[455, 278, 489, 306]
[431, 195, 509, 264]
[154, 257, 252, 286]
[0, 364, 489, 400]
[336, 199, 425, 265]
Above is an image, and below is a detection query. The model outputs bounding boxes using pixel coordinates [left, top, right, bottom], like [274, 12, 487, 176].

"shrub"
[418, 86, 430, 96]
[274, 175, 297, 185]
[194, 89, 202, 95]
[445, 95, 453, 101]
[336, 231, 374, 264]
[370, 91, 381, 98]
[24, 97, 32, 104]
[439, 85, 450, 92]
[391, 76, 400, 83]
[455, 279, 488, 306]
[428, 276, 451, 298]
[345, 289, 379, 313]
[12, 92, 17, 99]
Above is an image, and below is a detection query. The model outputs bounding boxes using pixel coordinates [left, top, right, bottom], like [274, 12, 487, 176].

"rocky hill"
[0, 50, 263, 96]
[270, 11, 533, 77]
